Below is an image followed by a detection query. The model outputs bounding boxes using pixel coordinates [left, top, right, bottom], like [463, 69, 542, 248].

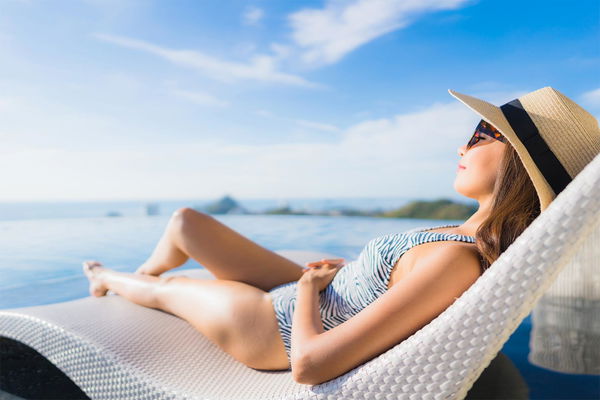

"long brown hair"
[475, 143, 541, 273]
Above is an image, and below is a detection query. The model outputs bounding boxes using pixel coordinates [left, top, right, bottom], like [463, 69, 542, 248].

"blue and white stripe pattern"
[268, 224, 477, 361]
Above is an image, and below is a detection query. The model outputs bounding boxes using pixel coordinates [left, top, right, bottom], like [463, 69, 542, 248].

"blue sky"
[0, 0, 598, 202]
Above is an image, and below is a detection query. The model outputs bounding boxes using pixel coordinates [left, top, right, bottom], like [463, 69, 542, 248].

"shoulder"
[413, 241, 482, 283]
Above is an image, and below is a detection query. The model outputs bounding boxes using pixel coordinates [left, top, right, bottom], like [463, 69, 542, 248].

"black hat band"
[500, 99, 572, 196]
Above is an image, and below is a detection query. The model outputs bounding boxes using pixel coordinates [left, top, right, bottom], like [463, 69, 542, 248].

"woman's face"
[454, 128, 507, 200]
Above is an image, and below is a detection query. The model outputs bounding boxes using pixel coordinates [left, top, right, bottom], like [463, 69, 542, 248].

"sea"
[0, 197, 597, 399]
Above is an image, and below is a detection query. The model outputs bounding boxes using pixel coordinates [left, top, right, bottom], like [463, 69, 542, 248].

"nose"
[457, 143, 467, 157]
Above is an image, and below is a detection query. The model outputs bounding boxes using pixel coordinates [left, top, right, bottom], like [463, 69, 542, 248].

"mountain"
[380, 198, 477, 219]
[198, 195, 249, 215]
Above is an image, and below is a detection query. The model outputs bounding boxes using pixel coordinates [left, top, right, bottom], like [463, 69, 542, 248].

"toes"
[83, 260, 103, 267]
[83, 262, 105, 280]
[83, 262, 95, 275]
[83, 261, 102, 270]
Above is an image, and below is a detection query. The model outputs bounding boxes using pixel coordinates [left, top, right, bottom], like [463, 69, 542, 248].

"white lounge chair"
[1, 151, 599, 400]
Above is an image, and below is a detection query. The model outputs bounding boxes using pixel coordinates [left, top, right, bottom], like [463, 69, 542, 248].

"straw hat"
[448, 86, 600, 212]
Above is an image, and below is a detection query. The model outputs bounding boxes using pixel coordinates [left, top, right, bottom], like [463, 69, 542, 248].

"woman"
[83, 86, 600, 385]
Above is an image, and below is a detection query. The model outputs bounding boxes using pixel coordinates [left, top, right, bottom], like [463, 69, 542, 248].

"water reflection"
[466, 351, 529, 399]
[529, 219, 600, 375]
[530, 296, 600, 375]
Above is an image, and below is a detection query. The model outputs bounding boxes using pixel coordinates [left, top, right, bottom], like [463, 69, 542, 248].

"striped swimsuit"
[268, 224, 477, 361]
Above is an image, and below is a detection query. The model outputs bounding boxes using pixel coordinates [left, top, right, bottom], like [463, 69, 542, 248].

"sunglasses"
[466, 119, 508, 150]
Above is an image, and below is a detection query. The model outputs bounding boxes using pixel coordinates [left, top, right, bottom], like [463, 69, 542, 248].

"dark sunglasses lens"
[467, 120, 506, 149]
[467, 132, 480, 149]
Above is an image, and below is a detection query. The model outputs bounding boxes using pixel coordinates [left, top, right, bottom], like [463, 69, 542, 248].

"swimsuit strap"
[414, 223, 476, 241]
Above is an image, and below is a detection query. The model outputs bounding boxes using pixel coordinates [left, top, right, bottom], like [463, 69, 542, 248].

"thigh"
[156, 276, 290, 370]
[175, 208, 304, 291]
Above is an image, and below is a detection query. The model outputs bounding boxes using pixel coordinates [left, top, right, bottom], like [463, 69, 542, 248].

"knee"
[171, 207, 209, 228]
[172, 207, 195, 219]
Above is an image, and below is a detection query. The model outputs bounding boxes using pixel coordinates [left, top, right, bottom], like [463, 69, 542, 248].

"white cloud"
[287, 0, 471, 67]
[580, 87, 600, 108]
[0, 92, 496, 201]
[94, 33, 324, 89]
[243, 6, 264, 26]
[252, 107, 341, 133]
[171, 89, 229, 107]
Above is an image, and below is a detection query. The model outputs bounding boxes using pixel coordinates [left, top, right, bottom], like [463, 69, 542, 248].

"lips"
[457, 164, 466, 171]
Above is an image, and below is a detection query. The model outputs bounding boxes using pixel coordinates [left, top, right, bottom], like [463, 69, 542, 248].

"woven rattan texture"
[1, 153, 599, 399]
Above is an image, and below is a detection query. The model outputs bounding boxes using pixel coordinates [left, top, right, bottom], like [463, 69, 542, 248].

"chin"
[453, 181, 476, 200]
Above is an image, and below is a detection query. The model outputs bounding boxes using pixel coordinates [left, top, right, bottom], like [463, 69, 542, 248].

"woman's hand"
[299, 258, 345, 292]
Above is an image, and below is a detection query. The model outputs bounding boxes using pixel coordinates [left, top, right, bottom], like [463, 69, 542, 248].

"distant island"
[378, 198, 477, 220]
[192, 195, 477, 220]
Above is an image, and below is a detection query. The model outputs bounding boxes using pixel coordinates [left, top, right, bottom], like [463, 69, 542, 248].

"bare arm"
[290, 280, 324, 383]
[290, 245, 482, 385]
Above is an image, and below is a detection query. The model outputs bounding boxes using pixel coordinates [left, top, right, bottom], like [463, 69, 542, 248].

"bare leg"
[82, 261, 290, 370]
[84, 261, 162, 305]
[133, 208, 305, 292]
[135, 209, 190, 276]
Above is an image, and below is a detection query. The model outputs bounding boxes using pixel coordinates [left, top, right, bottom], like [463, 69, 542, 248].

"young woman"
[82, 86, 600, 385]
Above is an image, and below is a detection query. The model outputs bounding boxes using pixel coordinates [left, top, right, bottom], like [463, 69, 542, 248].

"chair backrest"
[298, 151, 600, 400]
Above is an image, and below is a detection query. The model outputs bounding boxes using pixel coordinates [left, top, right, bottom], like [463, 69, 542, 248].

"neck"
[459, 195, 494, 236]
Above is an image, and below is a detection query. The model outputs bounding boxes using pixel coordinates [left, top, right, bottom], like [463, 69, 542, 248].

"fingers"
[306, 258, 344, 264]
[304, 263, 334, 269]
[303, 263, 344, 272]
[305, 258, 344, 267]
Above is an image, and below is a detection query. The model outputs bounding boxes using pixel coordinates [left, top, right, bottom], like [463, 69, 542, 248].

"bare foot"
[82, 260, 109, 297]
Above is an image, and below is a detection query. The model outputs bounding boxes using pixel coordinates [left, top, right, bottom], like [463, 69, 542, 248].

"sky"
[0, 0, 598, 202]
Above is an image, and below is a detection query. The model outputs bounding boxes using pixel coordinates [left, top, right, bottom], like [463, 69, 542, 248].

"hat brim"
[448, 89, 555, 211]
